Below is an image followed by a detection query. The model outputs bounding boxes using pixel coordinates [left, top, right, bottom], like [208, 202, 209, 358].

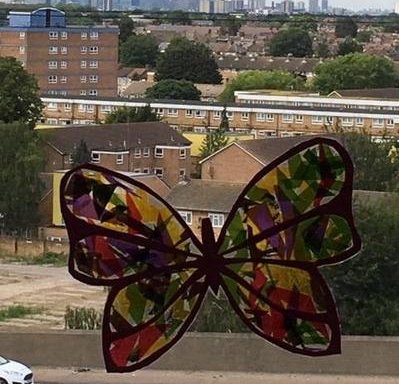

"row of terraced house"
[41, 88, 399, 139]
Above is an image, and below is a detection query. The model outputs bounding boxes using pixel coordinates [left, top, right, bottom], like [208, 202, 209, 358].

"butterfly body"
[60, 137, 361, 372]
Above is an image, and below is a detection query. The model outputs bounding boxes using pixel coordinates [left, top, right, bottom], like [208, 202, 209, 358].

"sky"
[328, 0, 394, 11]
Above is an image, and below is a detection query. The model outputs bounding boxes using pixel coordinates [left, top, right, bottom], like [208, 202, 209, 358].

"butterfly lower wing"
[60, 164, 202, 284]
[220, 261, 340, 355]
[103, 269, 207, 372]
[218, 137, 360, 266]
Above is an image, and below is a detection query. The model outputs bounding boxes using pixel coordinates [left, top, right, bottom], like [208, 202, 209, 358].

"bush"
[64, 306, 102, 330]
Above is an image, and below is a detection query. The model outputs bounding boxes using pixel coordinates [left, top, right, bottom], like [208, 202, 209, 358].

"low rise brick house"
[200, 135, 339, 183]
[166, 179, 244, 237]
[40, 121, 192, 187]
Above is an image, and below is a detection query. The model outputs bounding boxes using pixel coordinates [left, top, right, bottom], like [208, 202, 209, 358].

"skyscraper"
[321, 0, 328, 13]
[309, 0, 318, 13]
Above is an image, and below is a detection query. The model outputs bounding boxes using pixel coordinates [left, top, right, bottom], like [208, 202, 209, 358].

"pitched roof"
[166, 179, 245, 213]
[332, 88, 399, 100]
[40, 122, 191, 154]
[200, 135, 341, 165]
[239, 135, 343, 165]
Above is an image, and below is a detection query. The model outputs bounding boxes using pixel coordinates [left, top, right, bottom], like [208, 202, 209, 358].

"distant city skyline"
[314, 0, 394, 10]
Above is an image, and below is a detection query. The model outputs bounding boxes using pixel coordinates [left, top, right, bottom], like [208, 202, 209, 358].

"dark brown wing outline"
[60, 163, 204, 286]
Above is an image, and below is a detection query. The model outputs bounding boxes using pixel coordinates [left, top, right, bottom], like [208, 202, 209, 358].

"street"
[34, 368, 399, 384]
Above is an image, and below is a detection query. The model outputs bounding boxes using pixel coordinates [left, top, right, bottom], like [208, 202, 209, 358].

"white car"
[0, 356, 33, 384]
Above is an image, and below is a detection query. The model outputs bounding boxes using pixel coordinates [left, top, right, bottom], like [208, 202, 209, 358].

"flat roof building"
[0, 7, 119, 97]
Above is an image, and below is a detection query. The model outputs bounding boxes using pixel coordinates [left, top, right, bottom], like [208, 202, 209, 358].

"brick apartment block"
[0, 7, 119, 97]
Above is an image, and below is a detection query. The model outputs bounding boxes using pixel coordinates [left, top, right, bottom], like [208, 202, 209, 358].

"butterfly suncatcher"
[60, 137, 361, 373]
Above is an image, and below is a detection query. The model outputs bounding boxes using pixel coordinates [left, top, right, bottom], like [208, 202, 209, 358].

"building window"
[81, 61, 87, 68]
[213, 111, 221, 119]
[49, 31, 58, 40]
[116, 153, 124, 165]
[80, 90, 87, 96]
[143, 168, 150, 174]
[295, 114, 303, 123]
[266, 114, 274, 122]
[89, 75, 98, 83]
[133, 168, 141, 173]
[81, 46, 87, 54]
[355, 117, 364, 126]
[80, 76, 87, 83]
[241, 112, 249, 121]
[91, 152, 100, 163]
[68, 154, 73, 164]
[156, 108, 164, 116]
[19, 32, 25, 39]
[60, 76, 67, 83]
[179, 168, 186, 180]
[78, 104, 87, 112]
[155, 147, 164, 158]
[208, 213, 224, 228]
[60, 61, 67, 69]
[47, 102, 58, 111]
[186, 109, 193, 117]
[100, 105, 112, 113]
[143, 147, 150, 157]
[49, 46, 58, 54]
[89, 60, 98, 68]
[154, 168, 164, 178]
[226, 111, 234, 120]
[168, 108, 178, 116]
[386, 119, 395, 127]
[311, 116, 323, 125]
[19, 46, 25, 54]
[89, 90, 98, 96]
[64, 103, 71, 111]
[255, 113, 266, 122]
[134, 148, 141, 158]
[47, 118, 58, 125]
[178, 210, 192, 225]
[282, 114, 293, 123]
[325, 116, 333, 125]
[86, 105, 94, 112]
[342, 117, 353, 127]
[60, 47, 67, 54]
[48, 61, 57, 69]
[90, 31, 99, 40]
[48, 75, 57, 84]
[61, 31, 68, 40]
[179, 148, 186, 159]
[195, 110, 206, 118]
[89, 46, 98, 54]
[81, 32, 87, 40]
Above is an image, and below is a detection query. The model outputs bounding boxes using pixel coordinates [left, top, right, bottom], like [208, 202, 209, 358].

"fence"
[0, 235, 69, 258]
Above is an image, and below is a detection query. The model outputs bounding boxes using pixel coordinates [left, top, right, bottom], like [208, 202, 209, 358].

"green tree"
[313, 53, 398, 94]
[0, 122, 44, 234]
[335, 17, 358, 38]
[163, 10, 192, 25]
[145, 79, 201, 100]
[116, 16, 135, 44]
[71, 139, 91, 167]
[105, 105, 160, 124]
[219, 70, 304, 102]
[315, 40, 330, 58]
[219, 16, 242, 36]
[337, 37, 363, 56]
[0, 57, 43, 128]
[288, 15, 318, 33]
[199, 109, 229, 159]
[155, 37, 222, 84]
[356, 30, 372, 43]
[269, 28, 313, 57]
[120, 34, 159, 68]
[342, 132, 399, 192]
[324, 199, 399, 335]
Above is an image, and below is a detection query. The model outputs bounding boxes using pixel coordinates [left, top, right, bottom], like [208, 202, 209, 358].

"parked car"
[0, 356, 33, 384]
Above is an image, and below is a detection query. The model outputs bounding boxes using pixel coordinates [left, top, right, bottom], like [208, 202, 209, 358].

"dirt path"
[0, 263, 106, 329]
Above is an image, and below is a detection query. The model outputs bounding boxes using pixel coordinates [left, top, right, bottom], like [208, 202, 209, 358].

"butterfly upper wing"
[217, 137, 360, 355]
[103, 269, 207, 372]
[60, 164, 203, 285]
